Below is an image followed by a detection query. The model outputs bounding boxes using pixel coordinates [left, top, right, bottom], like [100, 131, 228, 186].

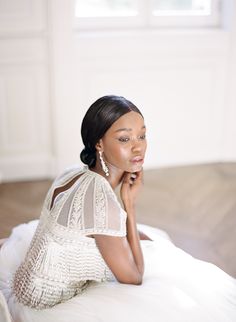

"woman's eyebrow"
[114, 125, 146, 133]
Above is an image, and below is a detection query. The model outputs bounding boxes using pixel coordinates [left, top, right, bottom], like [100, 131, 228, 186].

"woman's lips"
[130, 157, 144, 164]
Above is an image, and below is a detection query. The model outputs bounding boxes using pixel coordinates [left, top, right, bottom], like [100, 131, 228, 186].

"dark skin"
[89, 111, 152, 284]
[47, 112, 151, 285]
[49, 111, 152, 240]
[91, 111, 152, 241]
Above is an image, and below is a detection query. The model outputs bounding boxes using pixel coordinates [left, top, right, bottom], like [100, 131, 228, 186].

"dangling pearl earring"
[99, 151, 109, 177]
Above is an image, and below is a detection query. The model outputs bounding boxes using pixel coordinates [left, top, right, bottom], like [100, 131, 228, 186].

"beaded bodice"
[13, 165, 127, 309]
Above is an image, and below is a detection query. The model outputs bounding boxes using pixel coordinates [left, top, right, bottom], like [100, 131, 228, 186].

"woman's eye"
[139, 134, 146, 140]
[118, 137, 130, 142]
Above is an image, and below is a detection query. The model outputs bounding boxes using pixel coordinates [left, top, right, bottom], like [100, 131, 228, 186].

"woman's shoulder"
[41, 164, 88, 213]
[53, 164, 88, 186]
[40, 166, 126, 236]
[46, 166, 114, 213]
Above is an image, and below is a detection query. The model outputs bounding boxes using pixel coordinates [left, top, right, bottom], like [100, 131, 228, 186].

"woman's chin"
[129, 164, 143, 173]
[106, 161, 143, 173]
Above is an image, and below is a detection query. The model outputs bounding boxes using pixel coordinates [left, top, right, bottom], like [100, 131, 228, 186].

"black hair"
[80, 95, 143, 168]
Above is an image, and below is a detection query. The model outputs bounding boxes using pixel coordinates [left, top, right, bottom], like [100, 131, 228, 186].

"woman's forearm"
[125, 205, 144, 277]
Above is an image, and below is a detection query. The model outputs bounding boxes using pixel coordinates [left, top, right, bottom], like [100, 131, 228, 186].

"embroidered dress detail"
[68, 174, 91, 229]
[12, 165, 127, 309]
[95, 177, 107, 230]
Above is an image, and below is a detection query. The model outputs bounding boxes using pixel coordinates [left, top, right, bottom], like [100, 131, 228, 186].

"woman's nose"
[131, 139, 143, 152]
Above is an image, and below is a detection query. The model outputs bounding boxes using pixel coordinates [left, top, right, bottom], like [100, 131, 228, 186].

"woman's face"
[99, 111, 147, 173]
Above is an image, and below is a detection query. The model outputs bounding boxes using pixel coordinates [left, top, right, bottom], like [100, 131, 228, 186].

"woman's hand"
[120, 169, 143, 210]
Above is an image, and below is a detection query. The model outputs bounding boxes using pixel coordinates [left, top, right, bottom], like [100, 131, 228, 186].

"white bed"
[0, 220, 235, 322]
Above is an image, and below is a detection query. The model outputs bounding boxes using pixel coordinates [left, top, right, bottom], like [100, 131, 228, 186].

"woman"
[0, 95, 236, 321]
[12, 95, 149, 309]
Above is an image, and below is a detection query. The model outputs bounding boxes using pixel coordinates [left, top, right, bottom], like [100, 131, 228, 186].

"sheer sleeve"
[81, 175, 127, 237]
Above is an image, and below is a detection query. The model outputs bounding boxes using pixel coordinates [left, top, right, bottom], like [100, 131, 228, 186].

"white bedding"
[0, 220, 235, 322]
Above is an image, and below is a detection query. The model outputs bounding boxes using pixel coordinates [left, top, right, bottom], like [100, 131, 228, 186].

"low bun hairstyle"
[80, 95, 143, 168]
[80, 145, 96, 168]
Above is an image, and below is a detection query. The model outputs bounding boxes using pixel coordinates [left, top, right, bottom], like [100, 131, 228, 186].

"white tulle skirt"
[0, 220, 236, 322]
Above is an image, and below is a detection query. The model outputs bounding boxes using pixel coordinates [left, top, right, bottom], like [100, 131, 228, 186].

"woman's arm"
[94, 233, 143, 285]
[94, 170, 144, 285]
[125, 204, 144, 277]
[121, 170, 144, 277]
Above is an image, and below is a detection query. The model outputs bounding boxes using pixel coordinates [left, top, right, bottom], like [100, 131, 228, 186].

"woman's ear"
[95, 139, 103, 152]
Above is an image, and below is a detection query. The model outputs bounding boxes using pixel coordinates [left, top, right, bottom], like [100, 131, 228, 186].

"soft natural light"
[74, 0, 219, 28]
[158, 241, 233, 294]
[152, 0, 211, 16]
[75, 0, 138, 17]
[172, 287, 197, 308]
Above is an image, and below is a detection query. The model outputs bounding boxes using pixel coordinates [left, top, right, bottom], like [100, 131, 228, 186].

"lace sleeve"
[82, 175, 127, 237]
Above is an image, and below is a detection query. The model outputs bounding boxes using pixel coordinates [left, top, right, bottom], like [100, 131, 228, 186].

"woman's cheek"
[119, 146, 131, 161]
[105, 143, 131, 168]
[111, 146, 129, 166]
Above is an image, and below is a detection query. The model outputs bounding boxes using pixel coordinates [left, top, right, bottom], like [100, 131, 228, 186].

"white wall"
[0, 0, 53, 181]
[0, 0, 236, 181]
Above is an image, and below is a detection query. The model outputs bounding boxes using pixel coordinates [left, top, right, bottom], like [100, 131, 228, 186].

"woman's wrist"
[123, 202, 136, 213]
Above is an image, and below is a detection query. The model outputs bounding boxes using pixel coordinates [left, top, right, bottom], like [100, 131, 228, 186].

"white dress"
[0, 165, 236, 322]
[12, 165, 127, 309]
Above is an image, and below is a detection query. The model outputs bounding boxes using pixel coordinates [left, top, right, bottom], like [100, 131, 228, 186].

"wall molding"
[0, 38, 48, 65]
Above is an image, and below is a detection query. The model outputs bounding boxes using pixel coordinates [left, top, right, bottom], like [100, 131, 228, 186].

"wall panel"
[0, 0, 46, 33]
[0, 0, 52, 182]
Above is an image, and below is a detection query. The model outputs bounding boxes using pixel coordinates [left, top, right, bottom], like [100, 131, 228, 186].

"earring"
[99, 151, 109, 177]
